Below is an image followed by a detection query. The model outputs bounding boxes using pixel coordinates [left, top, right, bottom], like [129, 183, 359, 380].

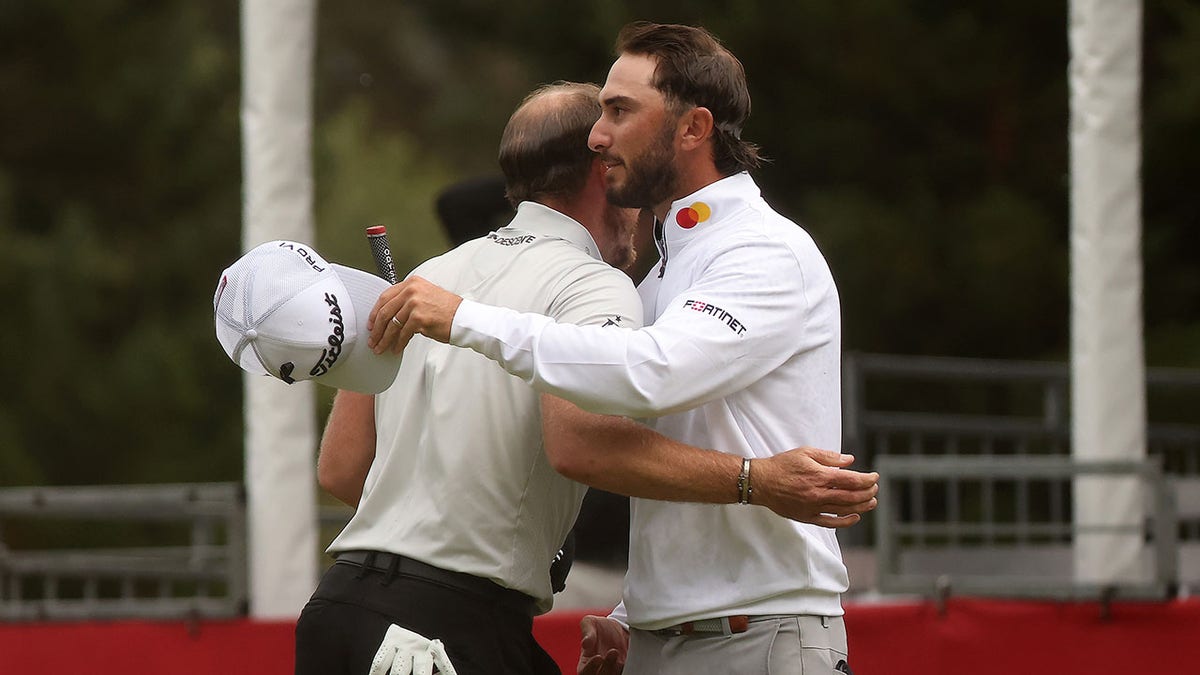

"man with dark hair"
[370, 22, 871, 675]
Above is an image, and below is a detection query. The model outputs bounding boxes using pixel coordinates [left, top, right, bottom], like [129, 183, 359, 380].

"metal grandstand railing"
[842, 352, 1200, 596]
[0, 483, 246, 621]
[874, 455, 1178, 599]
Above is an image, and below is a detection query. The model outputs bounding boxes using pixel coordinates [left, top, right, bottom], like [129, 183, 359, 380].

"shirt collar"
[661, 172, 760, 245]
[504, 201, 603, 261]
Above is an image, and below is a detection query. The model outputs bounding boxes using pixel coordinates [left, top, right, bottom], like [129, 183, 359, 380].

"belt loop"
[822, 616, 830, 629]
[720, 617, 732, 636]
[380, 552, 401, 586]
[355, 551, 378, 579]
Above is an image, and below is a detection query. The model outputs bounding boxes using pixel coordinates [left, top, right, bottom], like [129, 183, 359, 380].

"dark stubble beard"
[606, 117, 680, 209]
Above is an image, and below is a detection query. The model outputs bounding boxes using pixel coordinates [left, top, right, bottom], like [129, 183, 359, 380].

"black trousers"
[294, 556, 560, 675]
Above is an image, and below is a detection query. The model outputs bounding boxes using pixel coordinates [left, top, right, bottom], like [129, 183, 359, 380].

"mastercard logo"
[675, 201, 711, 229]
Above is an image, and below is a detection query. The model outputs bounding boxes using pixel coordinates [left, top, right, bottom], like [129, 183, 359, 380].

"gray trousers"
[626, 615, 849, 675]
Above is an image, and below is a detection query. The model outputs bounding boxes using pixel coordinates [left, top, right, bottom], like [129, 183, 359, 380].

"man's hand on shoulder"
[368, 276, 463, 355]
[752, 448, 879, 527]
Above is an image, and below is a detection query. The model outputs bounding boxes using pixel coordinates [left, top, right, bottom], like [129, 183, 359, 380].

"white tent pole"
[240, 0, 319, 618]
[1069, 0, 1147, 586]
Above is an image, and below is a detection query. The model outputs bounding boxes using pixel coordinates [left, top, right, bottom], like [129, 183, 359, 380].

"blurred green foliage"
[0, 1, 1196, 488]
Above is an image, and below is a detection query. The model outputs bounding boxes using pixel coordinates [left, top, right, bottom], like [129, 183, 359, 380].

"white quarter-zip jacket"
[329, 202, 643, 613]
[451, 173, 847, 629]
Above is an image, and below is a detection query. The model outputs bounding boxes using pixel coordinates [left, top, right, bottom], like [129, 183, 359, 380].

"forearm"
[317, 390, 377, 507]
[542, 394, 882, 527]
[542, 395, 741, 504]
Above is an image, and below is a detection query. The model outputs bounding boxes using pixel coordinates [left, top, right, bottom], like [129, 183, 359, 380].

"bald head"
[499, 82, 602, 207]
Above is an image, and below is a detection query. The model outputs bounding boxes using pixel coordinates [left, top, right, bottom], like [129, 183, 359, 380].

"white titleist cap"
[214, 240, 401, 394]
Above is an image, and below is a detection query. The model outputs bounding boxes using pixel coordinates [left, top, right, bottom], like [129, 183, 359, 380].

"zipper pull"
[654, 217, 667, 279]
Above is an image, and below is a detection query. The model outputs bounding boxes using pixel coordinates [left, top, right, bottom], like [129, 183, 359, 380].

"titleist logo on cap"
[311, 292, 345, 377]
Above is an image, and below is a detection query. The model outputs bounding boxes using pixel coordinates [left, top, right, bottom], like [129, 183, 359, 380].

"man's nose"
[588, 121, 610, 153]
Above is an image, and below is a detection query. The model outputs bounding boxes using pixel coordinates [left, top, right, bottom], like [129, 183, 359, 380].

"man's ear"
[679, 106, 715, 151]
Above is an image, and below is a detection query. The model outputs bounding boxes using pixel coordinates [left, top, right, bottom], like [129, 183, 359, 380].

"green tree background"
[1, 1, 1196, 489]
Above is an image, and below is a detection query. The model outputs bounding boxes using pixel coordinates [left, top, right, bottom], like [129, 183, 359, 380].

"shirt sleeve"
[545, 261, 643, 330]
[451, 236, 833, 418]
[608, 600, 629, 628]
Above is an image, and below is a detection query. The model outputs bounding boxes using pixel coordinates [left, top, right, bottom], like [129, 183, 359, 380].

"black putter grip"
[365, 225, 398, 284]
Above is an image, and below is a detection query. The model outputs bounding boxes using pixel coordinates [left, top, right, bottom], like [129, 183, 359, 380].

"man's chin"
[606, 187, 643, 210]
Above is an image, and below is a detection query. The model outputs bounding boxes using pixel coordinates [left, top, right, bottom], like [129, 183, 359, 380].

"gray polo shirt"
[328, 201, 642, 612]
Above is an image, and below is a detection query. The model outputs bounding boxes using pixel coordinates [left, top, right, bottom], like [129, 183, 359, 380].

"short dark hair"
[615, 22, 763, 175]
[498, 81, 601, 207]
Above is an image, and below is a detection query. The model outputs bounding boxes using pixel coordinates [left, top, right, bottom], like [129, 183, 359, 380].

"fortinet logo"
[683, 299, 746, 336]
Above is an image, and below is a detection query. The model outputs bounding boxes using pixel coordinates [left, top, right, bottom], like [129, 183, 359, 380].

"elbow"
[570, 383, 661, 419]
[545, 439, 600, 486]
[316, 462, 339, 495]
[595, 365, 686, 418]
[316, 449, 337, 492]
[317, 458, 362, 507]
[606, 389, 669, 419]
[546, 445, 586, 483]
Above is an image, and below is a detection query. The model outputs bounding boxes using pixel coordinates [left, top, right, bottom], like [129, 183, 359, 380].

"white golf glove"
[367, 624, 459, 675]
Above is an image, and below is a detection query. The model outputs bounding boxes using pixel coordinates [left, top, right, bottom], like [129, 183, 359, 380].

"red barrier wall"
[843, 598, 1200, 675]
[2, 599, 1197, 674]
